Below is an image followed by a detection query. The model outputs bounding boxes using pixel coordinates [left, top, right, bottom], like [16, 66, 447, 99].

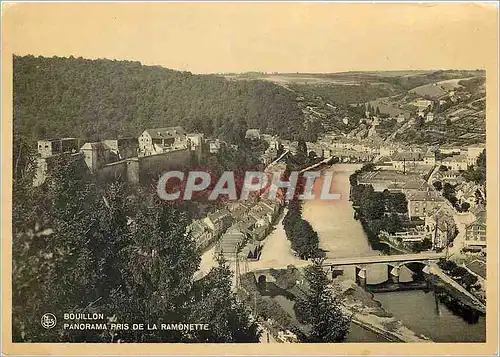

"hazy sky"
[3, 2, 498, 73]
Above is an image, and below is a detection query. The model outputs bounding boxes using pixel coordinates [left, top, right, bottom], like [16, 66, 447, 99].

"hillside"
[13, 55, 315, 144]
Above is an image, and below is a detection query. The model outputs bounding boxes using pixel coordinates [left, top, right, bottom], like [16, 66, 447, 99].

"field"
[409, 76, 478, 99]
[225, 73, 362, 85]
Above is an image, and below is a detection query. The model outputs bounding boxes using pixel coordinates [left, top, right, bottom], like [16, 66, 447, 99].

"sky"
[2, 2, 498, 74]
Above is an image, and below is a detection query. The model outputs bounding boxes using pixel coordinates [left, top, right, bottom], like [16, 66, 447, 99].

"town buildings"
[390, 152, 426, 171]
[441, 154, 469, 171]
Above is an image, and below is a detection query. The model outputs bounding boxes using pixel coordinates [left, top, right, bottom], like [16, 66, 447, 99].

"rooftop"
[38, 137, 79, 142]
[358, 170, 421, 183]
[207, 208, 232, 222]
[80, 142, 111, 151]
[245, 129, 261, 139]
[442, 154, 468, 163]
[143, 126, 186, 139]
[407, 190, 445, 202]
[387, 180, 428, 191]
[391, 152, 424, 161]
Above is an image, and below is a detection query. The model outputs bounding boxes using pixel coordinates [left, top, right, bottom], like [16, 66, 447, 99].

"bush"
[451, 266, 468, 278]
[438, 259, 458, 272]
[433, 181, 443, 191]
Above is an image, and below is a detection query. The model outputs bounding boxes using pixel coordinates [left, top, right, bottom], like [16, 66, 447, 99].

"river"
[302, 164, 486, 342]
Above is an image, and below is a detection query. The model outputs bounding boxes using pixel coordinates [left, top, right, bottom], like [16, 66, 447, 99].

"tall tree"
[189, 254, 260, 342]
[295, 259, 349, 342]
[109, 199, 201, 342]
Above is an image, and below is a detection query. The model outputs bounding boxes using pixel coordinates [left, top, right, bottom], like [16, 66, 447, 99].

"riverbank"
[338, 277, 431, 342]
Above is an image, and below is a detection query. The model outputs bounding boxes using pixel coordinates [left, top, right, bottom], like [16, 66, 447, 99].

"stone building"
[103, 137, 139, 160]
[406, 189, 445, 219]
[80, 142, 113, 173]
[138, 126, 187, 156]
[37, 138, 80, 158]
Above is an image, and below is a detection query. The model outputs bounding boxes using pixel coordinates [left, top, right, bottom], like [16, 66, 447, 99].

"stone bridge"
[249, 252, 445, 287]
[322, 252, 445, 286]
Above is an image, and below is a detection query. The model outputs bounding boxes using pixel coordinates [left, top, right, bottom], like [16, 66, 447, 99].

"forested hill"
[13, 55, 309, 143]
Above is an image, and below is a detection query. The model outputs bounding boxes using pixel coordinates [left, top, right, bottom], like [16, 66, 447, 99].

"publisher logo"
[41, 313, 57, 329]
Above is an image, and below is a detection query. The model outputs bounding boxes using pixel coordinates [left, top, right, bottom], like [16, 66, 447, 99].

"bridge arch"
[257, 274, 267, 285]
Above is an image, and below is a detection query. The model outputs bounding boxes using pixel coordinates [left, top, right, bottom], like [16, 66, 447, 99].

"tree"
[462, 150, 486, 185]
[433, 181, 443, 191]
[296, 139, 308, 164]
[290, 219, 320, 259]
[438, 259, 458, 272]
[359, 191, 385, 220]
[294, 259, 349, 342]
[189, 254, 260, 342]
[109, 199, 201, 342]
[14, 55, 310, 145]
[276, 143, 285, 158]
[451, 266, 468, 278]
[12, 150, 260, 342]
[461, 273, 479, 291]
[442, 182, 456, 200]
[412, 238, 433, 253]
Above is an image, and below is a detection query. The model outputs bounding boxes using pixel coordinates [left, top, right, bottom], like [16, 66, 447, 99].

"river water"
[302, 164, 486, 342]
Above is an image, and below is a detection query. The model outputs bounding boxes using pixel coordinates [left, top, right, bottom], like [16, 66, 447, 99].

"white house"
[423, 151, 436, 165]
[138, 126, 187, 156]
[441, 154, 469, 171]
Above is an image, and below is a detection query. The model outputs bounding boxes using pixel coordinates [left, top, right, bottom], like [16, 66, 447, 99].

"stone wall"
[97, 160, 128, 182]
[34, 147, 193, 187]
[137, 148, 192, 184]
[95, 147, 192, 185]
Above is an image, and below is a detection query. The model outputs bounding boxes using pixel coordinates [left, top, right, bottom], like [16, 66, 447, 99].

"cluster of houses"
[186, 153, 288, 260]
[355, 142, 486, 252]
[187, 195, 283, 260]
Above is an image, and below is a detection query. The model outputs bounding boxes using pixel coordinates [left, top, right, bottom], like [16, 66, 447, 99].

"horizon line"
[12, 53, 486, 76]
